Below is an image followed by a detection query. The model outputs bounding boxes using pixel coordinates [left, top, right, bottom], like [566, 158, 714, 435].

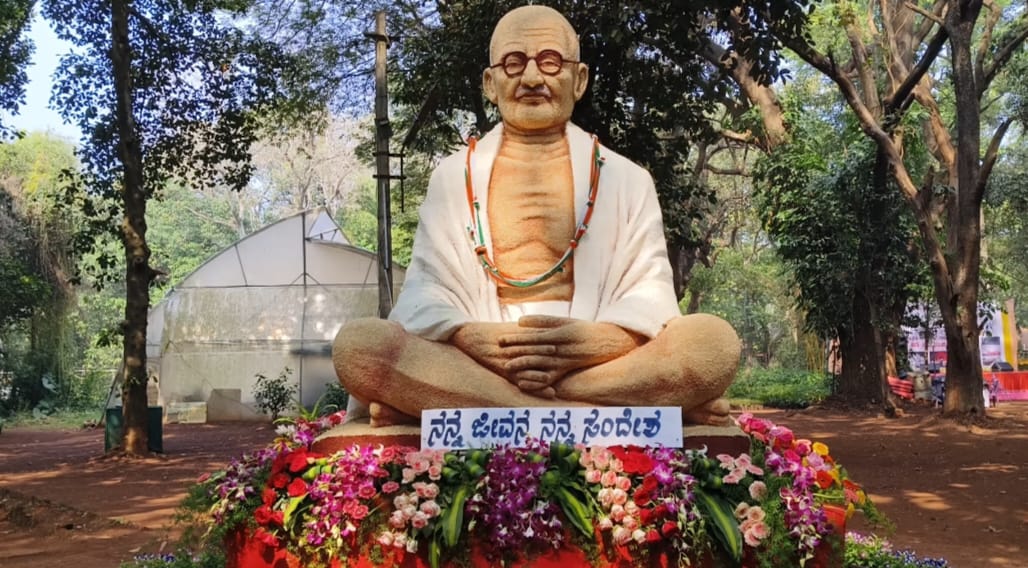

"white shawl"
[389, 122, 680, 340]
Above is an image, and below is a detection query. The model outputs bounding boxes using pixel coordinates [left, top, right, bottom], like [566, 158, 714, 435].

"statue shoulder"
[427, 148, 471, 189]
[566, 126, 651, 184]
[593, 144, 654, 187]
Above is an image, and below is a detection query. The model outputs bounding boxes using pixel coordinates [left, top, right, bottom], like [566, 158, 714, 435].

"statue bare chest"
[487, 147, 575, 302]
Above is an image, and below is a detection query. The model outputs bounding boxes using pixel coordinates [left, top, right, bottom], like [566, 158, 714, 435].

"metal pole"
[372, 11, 394, 318]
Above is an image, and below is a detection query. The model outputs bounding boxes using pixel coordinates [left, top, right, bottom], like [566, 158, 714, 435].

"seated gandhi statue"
[334, 5, 741, 428]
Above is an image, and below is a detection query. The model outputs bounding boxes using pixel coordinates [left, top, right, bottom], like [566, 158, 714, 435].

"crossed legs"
[333, 314, 740, 427]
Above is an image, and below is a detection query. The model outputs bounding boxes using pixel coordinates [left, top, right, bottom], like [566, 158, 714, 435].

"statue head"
[483, 6, 589, 134]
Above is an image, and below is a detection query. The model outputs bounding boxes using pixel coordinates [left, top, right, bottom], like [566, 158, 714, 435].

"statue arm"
[389, 156, 483, 341]
[592, 165, 680, 338]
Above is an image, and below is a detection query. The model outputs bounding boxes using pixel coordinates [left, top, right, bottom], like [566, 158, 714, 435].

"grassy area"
[727, 367, 832, 409]
[1, 407, 103, 430]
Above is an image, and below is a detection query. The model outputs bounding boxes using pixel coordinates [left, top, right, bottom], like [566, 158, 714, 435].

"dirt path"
[1, 404, 1025, 567]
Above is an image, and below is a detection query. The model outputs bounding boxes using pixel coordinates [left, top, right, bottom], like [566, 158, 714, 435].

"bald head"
[489, 5, 580, 64]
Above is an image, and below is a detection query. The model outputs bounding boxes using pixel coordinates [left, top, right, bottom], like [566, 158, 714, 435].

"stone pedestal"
[313, 417, 750, 456]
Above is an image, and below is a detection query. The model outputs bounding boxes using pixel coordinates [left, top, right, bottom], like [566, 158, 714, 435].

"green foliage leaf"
[695, 489, 743, 562]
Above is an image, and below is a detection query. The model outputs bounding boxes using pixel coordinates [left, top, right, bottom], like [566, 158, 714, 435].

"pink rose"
[419, 500, 441, 517]
[611, 488, 628, 506]
[749, 480, 768, 500]
[411, 511, 429, 529]
[411, 458, 430, 474]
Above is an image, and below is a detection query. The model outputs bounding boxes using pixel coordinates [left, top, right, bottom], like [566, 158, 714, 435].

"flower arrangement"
[184, 410, 890, 568]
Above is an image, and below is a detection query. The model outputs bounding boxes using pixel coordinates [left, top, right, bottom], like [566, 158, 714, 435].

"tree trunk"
[939, 0, 985, 415]
[111, 0, 152, 456]
[837, 288, 887, 405]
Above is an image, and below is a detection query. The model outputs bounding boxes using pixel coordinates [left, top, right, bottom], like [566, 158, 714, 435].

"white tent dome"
[146, 209, 403, 420]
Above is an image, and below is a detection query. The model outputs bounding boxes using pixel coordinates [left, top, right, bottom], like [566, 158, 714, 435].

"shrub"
[845, 533, 949, 567]
[252, 367, 297, 420]
[320, 382, 349, 414]
[727, 368, 832, 408]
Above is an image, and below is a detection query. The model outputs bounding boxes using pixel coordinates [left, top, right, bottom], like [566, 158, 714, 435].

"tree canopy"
[0, 0, 34, 138]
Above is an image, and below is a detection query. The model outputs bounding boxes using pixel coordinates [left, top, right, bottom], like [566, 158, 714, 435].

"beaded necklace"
[464, 134, 603, 288]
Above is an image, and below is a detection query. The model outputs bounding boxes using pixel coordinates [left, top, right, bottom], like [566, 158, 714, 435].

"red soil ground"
[1, 402, 1025, 567]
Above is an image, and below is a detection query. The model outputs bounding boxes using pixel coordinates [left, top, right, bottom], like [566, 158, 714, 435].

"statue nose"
[520, 60, 544, 86]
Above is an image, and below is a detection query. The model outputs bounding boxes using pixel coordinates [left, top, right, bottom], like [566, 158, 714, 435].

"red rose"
[254, 527, 279, 548]
[271, 510, 284, 526]
[661, 520, 679, 537]
[287, 477, 308, 498]
[270, 455, 287, 476]
[645, 529, 662, 543]
[641, 475, 659, 493]
[254, 505, 274, 526]
[610, 446, 654, 474]
[639, 507, 654, 525]
[653, 503, 669, 520]
[284, 450, 311, 473]
[262, 488, 277, 506]
[270, 472, 290, 489]
[633, 488, 652, 507]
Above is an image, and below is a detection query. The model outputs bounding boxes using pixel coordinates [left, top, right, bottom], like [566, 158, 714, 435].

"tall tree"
[776, 0, 1028, 415]
[42, 0, 304, 455]
[0, 133, 80, 410]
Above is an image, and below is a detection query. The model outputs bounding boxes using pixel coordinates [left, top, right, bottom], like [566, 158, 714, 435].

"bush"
[845, 533, 949, 567]
[320, 382, 349, 414]
[252, 367, 297, 420]
[727, 367, 832, 408]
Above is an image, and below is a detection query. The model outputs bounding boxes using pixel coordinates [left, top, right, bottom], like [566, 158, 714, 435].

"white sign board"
[420, 407, 682, 450]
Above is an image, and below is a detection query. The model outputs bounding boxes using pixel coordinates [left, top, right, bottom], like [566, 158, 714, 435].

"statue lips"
[516, 85, 552, 104]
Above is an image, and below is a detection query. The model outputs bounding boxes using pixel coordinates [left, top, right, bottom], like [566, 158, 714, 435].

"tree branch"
[975, 117, 1012, 205]
[846, 19, 880, 118]
[979, 18, 1028, 96]
[705, 165, 747, 176]
[884, 25, 948, 118]
[912, 0, 948, 43]
[905, 1, 946, 26]
[719, 129, 754, 144]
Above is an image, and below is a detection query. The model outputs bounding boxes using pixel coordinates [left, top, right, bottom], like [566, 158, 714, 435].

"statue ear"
[572, 63, 589, 102]
[483, 68, 499, 105]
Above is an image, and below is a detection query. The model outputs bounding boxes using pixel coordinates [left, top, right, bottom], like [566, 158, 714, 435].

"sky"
[2, 13, 79, 142]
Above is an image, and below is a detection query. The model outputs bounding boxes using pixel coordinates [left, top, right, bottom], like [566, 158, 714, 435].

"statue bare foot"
[369, 402, 420, 428]
[682, 397, 731, 426]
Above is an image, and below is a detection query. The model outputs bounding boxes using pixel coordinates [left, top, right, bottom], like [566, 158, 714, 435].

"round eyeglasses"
[490, 50, 580, 77]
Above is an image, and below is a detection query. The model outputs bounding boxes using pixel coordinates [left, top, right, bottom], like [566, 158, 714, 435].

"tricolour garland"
[463, 135, 603, 288]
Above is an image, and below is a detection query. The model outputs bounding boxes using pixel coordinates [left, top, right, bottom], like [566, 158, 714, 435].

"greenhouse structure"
[144, 209, 404, 421]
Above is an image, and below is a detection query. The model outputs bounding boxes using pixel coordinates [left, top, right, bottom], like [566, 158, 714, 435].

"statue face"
[483, 9, 588, 133]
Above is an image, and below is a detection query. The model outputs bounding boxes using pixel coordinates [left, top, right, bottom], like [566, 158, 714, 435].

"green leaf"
[428, 536, 442, 568]
[441, 484, 471, 548]
[282, 495, 305, 530]
[554, 486, 594, 538]
[695, 489, 743, 561]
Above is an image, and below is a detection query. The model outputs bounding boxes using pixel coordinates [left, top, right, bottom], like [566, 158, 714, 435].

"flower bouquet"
[183, 410, 888, 568]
